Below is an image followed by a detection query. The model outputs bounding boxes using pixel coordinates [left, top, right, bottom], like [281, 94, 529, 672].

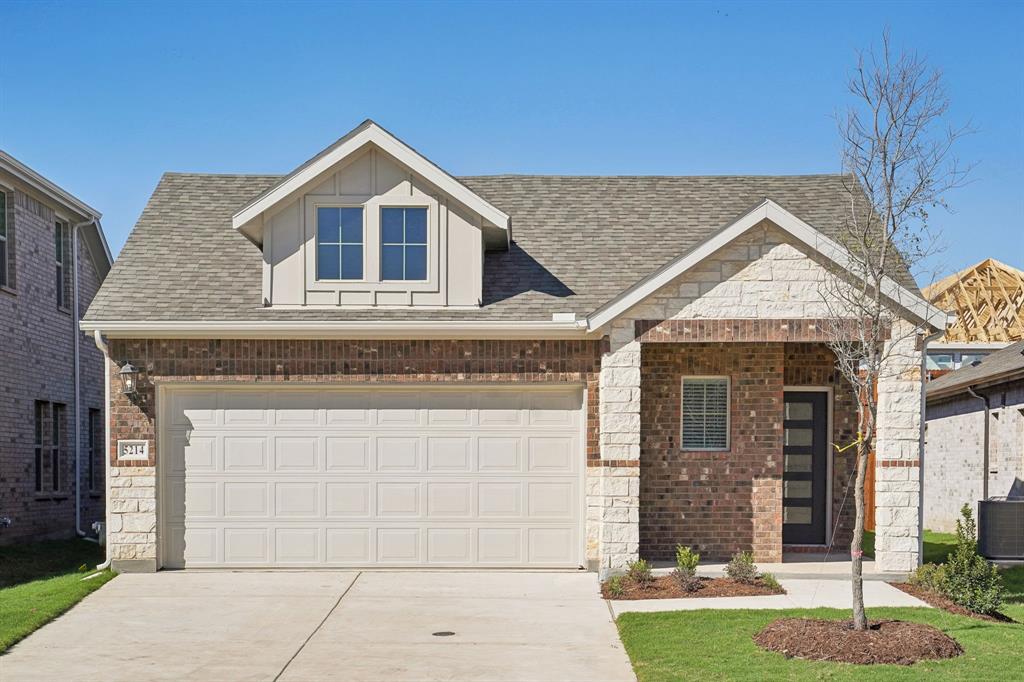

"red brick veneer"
[639, 341, 858, 562]
[107, 338, 606, 467]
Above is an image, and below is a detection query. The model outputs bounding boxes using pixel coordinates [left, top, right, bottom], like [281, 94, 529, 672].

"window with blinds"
[681, 377, 730, 450]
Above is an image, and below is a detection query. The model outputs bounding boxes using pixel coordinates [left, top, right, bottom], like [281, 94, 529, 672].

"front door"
[782, 391, 828, 545]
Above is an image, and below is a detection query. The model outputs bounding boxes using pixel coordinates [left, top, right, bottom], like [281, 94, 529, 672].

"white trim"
[80, 319, 593, 340]
[585, 199, 948, 331]
[680, 376, 731, 452]
[928, 342, 1011, 352]
[232, 121, 510, 233]
[783, 385, 834, 546]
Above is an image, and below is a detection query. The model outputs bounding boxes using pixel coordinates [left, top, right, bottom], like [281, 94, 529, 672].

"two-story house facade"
[81, 121, 946, 575]
[0, 151, 112, 544]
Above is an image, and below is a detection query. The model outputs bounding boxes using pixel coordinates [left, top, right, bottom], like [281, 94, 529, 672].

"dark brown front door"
[782, 391, 828, 545]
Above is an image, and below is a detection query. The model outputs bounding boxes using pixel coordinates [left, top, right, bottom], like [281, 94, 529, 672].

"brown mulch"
[891, 583, 1017, 623]
[753, 618, 963, 665]
[602, 575, 784, 600]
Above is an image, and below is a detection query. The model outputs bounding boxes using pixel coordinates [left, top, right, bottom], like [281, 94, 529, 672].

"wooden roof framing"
[923, 258, 1024, 342]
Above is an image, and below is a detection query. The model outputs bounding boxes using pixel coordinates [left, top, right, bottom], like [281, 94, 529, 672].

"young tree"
[821, 32, 969, 630]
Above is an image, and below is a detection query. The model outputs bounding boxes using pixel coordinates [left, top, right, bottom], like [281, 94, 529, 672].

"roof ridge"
[459, 173, 846, 180]
[162, 171, 285, 178]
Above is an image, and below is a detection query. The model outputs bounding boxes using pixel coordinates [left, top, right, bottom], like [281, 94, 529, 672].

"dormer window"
[381, 207, 427, 281]
[316, 207, 364, 280]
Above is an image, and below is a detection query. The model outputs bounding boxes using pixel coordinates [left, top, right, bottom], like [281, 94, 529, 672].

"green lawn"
[0, 538, 115, 654]
[862, 529, 958, 565]
[617, 605, 1024, 681]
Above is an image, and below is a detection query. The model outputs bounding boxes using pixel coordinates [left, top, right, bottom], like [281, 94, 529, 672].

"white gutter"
[92, 329, 112, 571]
[79, 318, 594, 340]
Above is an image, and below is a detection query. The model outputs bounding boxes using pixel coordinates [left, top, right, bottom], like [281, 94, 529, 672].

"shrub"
[675, 545, 700, 574]
[627, 558, 654, 588]
[606, 575, 626, 598]
[941, 504, 1004, 614]
[672, 545, 702, 591]
[909, 562, 947, 593]
[725, 551, 759, 584]
[760, 572, 782, 592]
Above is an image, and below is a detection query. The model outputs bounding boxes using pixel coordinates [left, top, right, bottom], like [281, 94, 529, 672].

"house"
[924, 340, 1024, 532]
[80, 121, 946, 575]
[922, 258, 1024, 375]
[0, 151, 112, 544]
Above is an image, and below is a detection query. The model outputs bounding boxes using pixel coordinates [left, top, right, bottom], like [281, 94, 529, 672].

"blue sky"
[2, 0, 1021, 280]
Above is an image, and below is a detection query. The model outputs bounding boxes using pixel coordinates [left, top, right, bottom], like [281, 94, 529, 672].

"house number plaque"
[117, 440, 149, 461]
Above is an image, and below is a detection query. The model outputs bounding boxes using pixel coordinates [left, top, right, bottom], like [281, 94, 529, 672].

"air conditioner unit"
[978, 498, 1024, 560]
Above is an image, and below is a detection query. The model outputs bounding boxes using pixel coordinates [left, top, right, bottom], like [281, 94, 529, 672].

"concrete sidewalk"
[609, 577, 929, 615]
[652, 552, 909, 581]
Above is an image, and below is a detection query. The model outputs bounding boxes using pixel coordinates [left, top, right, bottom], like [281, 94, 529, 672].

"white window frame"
[680, 376, 731, 452]
[314, 203, 366, 283]
[380, 205, 429, 282]
[0, 191, 8, 289]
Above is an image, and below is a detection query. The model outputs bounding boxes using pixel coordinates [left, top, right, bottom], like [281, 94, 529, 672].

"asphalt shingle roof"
[927, 340, 1024, 398]
[84, 172, 910, 323]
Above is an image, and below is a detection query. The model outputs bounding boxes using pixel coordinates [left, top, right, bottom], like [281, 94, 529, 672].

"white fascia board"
[586, 199, 948, 332]
[79, 319, 592, 340]
[0, 150, 102, 220]
[928, 341, 1013, 352]
[232, 124, 510, 232]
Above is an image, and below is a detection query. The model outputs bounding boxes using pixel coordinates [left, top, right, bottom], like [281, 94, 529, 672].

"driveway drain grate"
[432, 631, 456, 637]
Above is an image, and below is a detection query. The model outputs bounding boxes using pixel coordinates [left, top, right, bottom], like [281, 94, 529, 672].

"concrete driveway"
[1, 571, 635, 681]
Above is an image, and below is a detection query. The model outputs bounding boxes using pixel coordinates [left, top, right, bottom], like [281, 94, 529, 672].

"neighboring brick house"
[80, 121, 946, 574]
[924, 340, 1024, 532]
[0, 151, 112, 544]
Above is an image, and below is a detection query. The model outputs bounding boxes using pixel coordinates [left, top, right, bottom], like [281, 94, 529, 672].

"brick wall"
[0, 185, 105, 545]
[925, 379, 1024, 532]
[639, 342, 858, 562]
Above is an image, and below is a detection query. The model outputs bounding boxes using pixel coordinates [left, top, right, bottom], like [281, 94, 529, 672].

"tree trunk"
[850, 408, 875, 631]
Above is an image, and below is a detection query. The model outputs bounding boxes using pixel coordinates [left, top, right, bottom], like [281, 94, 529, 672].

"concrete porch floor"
[651, 552, 910, 581]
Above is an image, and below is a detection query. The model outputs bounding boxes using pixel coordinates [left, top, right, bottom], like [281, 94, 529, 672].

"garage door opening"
[160, 386, 585, 569]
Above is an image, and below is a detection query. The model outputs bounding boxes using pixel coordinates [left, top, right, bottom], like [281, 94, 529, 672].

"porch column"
[874, 321, 923, 572]
[593, 319, 641, 576]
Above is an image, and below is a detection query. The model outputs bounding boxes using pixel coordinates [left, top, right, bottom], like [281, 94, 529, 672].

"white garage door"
[160, 386, 584, 568]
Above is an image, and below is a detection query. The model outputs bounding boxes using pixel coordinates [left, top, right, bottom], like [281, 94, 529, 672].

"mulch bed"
[602, 575, 784, 600]
[891, 583, 1017, 623]
[754, 617, 963, 665]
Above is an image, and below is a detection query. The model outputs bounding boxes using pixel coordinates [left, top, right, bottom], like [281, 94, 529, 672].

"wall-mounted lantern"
[118, 362, 140, 401]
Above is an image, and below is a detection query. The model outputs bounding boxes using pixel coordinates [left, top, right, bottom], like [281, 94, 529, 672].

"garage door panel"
[163, 387, 583, 568]
[274, 436, 319, 471]
[527, 437, 575, 472]
[223, 482, 270, 517]
[426, 437, 472, 471]
[275, 528, 319, 563]
[224, 528, 269, 563]
[275, 482, 320, 517]
[326, 482, 371, 517]
[376, 437, 420, 472]
[326, 437, 370, 471]
[326, 528, 371, 563]
[223, 437, 268, 472]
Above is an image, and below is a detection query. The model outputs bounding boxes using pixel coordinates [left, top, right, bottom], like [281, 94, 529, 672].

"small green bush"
[627, 558, 654, 588]
[760, 572, 782, 592]
[675, 545, 700, 574]
[606, 575, 626, 598]
[909, 562, 947, 592]
[942, 504, 1004, 615]
[725, 551, 759, 584]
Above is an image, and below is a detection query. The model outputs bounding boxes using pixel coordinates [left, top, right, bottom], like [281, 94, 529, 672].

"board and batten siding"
[263, 146, 482, 308]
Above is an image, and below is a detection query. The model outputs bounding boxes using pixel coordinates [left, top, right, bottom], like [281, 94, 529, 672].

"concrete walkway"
[2, 571, 635, 682]
[652, 552, 908, 581]
[610, 577, 929, 616]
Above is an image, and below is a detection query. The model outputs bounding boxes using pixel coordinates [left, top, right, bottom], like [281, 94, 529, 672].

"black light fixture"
[118, 362, 140, 399]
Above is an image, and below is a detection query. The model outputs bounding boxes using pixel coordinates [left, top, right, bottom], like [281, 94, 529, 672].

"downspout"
[918, 329, 943, 567]
[71, 218, 97, 541]
[966, 385, 990, 501]
[92, 329, 112, 571]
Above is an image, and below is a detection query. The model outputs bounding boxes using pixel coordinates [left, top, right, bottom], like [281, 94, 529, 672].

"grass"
[862, 529, 958, 565]
[617, 605, 1024, 681]
[0, 538, 115, 654]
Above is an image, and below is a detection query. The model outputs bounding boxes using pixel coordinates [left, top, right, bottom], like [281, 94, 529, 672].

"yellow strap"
[832, 431, 863, 453]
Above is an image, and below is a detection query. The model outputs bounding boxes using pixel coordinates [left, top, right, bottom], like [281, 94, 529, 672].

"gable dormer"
[233, 121, 509, 308]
